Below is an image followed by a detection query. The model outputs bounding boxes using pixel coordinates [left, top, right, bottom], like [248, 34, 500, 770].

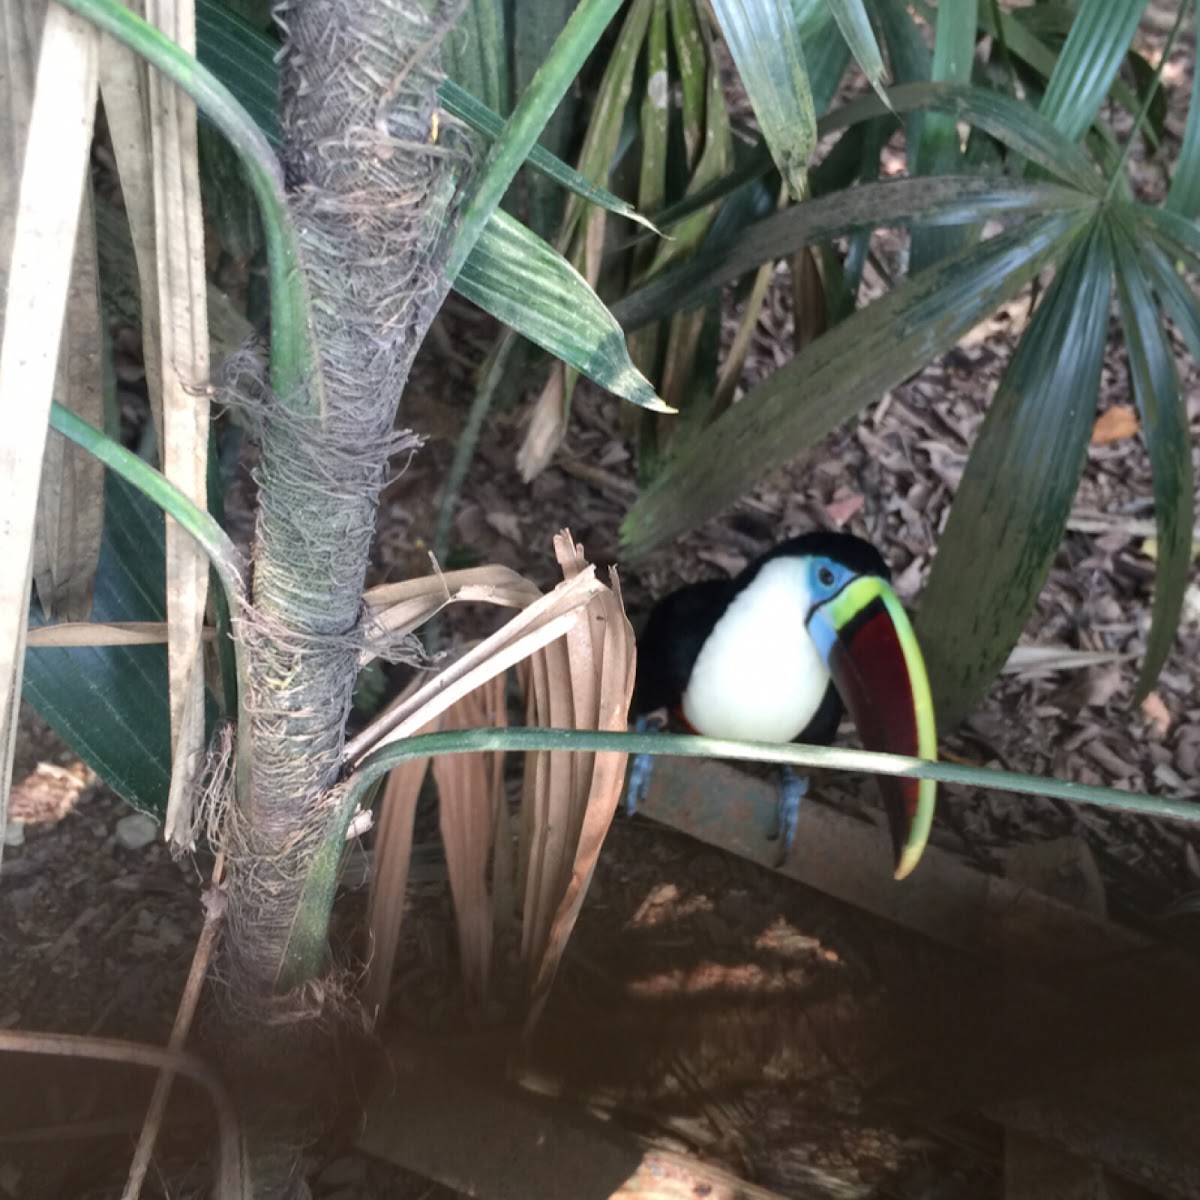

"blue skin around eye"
[805, 557, 851, 664]
[806, 556, 853, 604]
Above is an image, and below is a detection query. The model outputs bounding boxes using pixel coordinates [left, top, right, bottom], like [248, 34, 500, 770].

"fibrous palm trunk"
[210, 2, 469, 1192]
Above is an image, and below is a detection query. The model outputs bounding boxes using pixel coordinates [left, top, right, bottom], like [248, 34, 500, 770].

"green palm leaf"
[621, 210, 1090, 555]
[456, 211, 666, 410]
[1109, 212, 1195, 699]
[1038, 0, 1148, 140]
[916, 223, 1113, 726]
[710, 0, 817, 198]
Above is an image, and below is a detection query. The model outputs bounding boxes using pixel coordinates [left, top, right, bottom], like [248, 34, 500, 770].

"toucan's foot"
[625, 713, 665, 817]
[769, 767, 809, 865]
[625, 753, 653, 817]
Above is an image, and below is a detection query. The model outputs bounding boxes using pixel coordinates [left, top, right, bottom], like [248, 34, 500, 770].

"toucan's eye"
[817, 565, 836, 588]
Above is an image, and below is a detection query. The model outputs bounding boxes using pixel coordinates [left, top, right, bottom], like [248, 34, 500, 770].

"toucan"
[628, 531, 938, 880]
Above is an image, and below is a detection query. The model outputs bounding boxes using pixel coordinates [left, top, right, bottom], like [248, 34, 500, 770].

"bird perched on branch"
[627, 531, 937, 880]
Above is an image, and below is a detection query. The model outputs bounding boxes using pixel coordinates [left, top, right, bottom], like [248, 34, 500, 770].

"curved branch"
[0, 1028, 242, 1197]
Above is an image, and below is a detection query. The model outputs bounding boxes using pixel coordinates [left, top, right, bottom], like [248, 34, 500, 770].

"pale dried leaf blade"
[364, 729, 434, 1023]
[433, 673, 507, 1011]
[348, 566, 604, 761]
[142, 0, 210, 845]
[525, 562, 635, 1028]
[1001, 645, 1129, 675]
[165, 659, 207, 851]
[555, 533, 601, 733]
[0, 3, 40, 195]
[97, 15, 163, 438]
[26, 621, 175, 647]
[32, 182, 106, 624]
[0, 5, 100, 860]
[362, 564, 543, 657]
[1, 619, 28, 870]
[363, 564, 543, 611]
[520, 624, 579, 972]
[517, 364, 567, 483]
[520, 538, 594, 967]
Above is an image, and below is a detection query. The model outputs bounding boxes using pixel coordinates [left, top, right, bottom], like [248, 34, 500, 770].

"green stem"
[343, 726, 1200, 829]
[287, 719, 1200, 993]
[289, 718, 1200, 990]
[55, 0, 319, 409]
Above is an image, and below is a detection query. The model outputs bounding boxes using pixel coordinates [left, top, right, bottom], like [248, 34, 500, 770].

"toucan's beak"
[807, 577, 937, 880]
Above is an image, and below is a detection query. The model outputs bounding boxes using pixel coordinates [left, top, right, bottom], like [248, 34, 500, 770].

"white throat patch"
[681, 557, 830, 742]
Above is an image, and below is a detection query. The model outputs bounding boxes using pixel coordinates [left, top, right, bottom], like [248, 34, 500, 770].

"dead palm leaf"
[519, 532, 635, 1029]
[363, 723, 434, 1023]
[361, 533, 635, 1031]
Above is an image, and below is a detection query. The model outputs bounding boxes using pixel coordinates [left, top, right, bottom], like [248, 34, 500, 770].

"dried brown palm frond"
[362, 532, 635, 1031]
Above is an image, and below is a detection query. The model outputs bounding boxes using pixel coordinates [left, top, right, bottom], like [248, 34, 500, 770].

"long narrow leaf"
[195, 0, 277, 142]
[49, 404, 242, 596]
[63, 0, 318, 411]
[1138, 235, 1200, 368]
[439, 80, 659, 233]
[824, 82, 1103, 195]
[710, 0, 816, 198]
[446, 0, 624, 280]
[443, 0, 509, 116]
[0, 4, 100, 860]
[800, 1, 852, 114]
[978, 5, 1149, 136]
[910, 0, 977, 273]
[1167, 9, 1200, 218]
[614, 176, 1092, 329]
[137, 0, 212, 843]
[32, 186, 105, 624]
[871, 0, 931, 172]
[347, 728, 1200, 834]
[917, 223, 1113, 727]
[825, 0, 890, 104]
[1038, 0, 1148, 142]
[620, 211, 1089, 555]
[455, 209, 668, 410]
[1109, 212, 1194, 699]
[513, 0, 577, 237]
[556, 0, 654, 255]
[1136, 204, 1200, 278]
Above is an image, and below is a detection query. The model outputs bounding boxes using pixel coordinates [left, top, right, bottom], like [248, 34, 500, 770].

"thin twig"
[122, 852, 228, 1200]
[0, 1026, 242, 1196]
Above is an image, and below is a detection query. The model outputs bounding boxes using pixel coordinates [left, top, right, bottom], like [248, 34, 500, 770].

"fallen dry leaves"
[1140, 690, 1171, 740]
[1091, 404, 1140, 445]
